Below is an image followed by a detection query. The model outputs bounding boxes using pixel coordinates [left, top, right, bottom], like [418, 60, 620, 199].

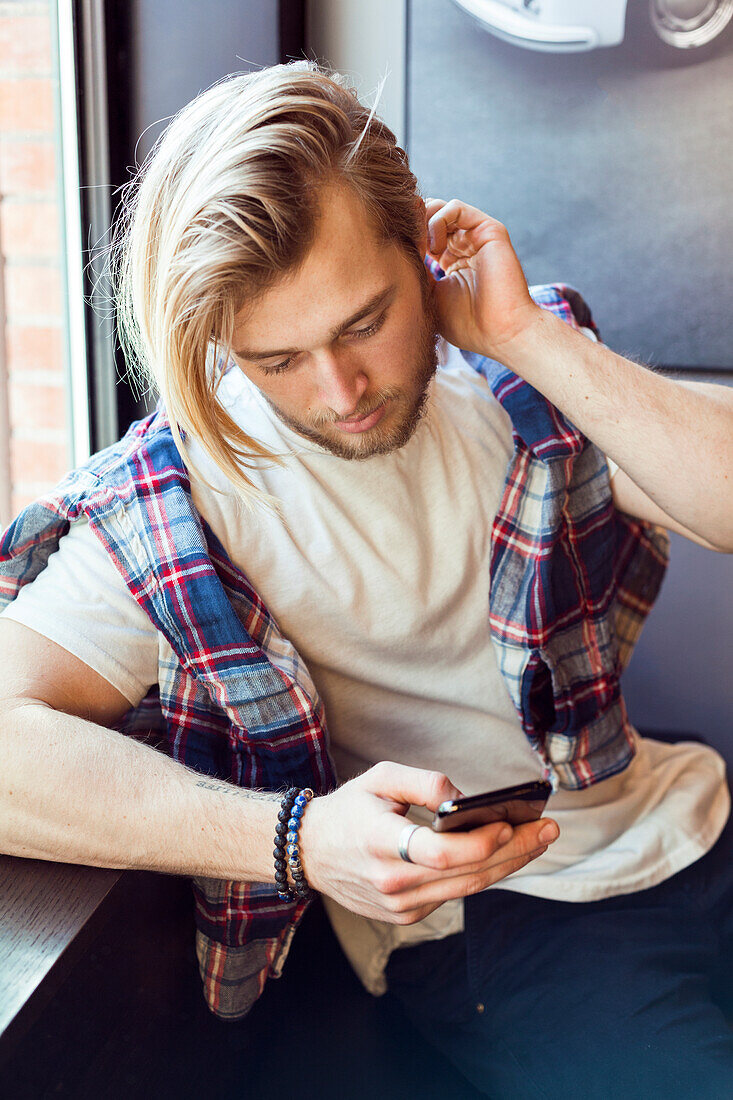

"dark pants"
[385, 778, 733, 1099]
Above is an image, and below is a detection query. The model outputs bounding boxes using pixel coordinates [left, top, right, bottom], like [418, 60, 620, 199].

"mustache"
[312, 386, 402, 427]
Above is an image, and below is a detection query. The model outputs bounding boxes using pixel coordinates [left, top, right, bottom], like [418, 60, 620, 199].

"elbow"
[703, 530, 733, 553]
[710, 519, 733, 553]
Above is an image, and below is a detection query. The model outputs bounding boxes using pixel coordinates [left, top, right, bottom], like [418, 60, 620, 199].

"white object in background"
[307, 0, 407, 147]
[450, 0, 733, 57]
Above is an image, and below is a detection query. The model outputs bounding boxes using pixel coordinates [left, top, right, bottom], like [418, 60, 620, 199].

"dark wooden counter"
[0, 855, 481, 1099]
[0, 856, 122, 1058]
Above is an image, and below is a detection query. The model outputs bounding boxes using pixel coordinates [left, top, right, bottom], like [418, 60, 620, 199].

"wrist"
[296, 793, 329, 895]
[272, 786, 319, 901]
[236, 793, 287, 883]
[485, 305, 562, 377]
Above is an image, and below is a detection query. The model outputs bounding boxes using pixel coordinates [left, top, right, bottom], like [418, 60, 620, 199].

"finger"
[384, 845, 550, 920]
[376, 817, 511, 869]
[373, 816, 559, 894]
[427, 229, 479, 277]
[365, 818, 560, 909]
[424, 196, 447, 219]
[359, 760, 463, 813]
[392, 815, 559, 873]
[373, 830, 555, 900]
[428, 198, 506, 259]
[433, 226, 474, 257]
[423, 198, 448, 259]
[428, 197, 501, 238]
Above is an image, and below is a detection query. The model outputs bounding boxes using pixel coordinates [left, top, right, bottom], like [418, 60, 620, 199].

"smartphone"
[431, 779, 552, 833]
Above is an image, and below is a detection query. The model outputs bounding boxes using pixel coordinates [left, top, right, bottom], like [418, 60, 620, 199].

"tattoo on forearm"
[194, 778, 278, 802]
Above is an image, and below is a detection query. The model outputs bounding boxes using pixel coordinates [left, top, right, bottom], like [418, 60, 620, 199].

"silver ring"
[398, 823, 422, 864]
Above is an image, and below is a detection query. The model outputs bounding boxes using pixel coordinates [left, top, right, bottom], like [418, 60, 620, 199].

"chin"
[320, 389, 432, 461]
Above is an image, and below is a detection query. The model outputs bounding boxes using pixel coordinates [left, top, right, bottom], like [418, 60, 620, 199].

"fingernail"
[539, 822, 559, 844]
[498, 825, 513, 845]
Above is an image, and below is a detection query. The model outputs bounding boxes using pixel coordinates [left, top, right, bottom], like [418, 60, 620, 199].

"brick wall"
[0, 0, 70, 527]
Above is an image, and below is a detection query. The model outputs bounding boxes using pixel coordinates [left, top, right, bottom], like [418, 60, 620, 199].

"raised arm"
[500, 315, 733, 552]
[424, 197, 733, 553]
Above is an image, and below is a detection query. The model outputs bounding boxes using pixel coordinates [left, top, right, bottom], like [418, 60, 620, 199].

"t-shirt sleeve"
[0, 516, 159, 706]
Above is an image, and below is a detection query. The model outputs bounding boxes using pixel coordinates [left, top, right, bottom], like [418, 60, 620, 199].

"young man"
[1, 61, 732, 1097]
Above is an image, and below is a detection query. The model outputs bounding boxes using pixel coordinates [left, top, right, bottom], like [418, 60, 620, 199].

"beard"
[259, 274, 441, 461]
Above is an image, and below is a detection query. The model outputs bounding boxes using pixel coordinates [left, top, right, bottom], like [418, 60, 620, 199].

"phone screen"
[432, 779, 552, 833]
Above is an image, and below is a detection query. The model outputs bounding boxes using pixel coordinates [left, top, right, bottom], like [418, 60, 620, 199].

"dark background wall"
[622, 534, 732, 760]
[126, 0, 280, 162]
[406, 0, 733, 371]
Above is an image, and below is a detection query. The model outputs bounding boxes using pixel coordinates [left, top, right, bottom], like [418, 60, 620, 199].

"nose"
[313, 348, 369, 419]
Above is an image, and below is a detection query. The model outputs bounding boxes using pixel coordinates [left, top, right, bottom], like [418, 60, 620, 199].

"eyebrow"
[233, 284, 396, 362]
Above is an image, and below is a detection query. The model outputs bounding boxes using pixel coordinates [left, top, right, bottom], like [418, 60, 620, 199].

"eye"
[348, 311, 387, 340]
[260, 357, 294, 376]
[259, 310, 388, 376]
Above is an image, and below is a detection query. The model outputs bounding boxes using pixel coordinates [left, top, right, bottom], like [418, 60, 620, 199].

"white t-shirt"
[3, 339, 728, 995]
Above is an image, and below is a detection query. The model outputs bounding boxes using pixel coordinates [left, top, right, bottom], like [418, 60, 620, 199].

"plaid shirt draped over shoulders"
[0, 281, 668, 1020]
[455, 279, 669, 790]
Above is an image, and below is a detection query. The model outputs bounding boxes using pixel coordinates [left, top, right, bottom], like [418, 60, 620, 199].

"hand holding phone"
[299, 763, 558, 928]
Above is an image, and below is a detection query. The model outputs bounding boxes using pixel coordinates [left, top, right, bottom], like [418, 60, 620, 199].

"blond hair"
[112, 60, 423, 510]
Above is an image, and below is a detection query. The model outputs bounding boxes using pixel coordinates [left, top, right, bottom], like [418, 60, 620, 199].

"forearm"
[0, 700, 281, 882]
[498, 309, 733, 549]
[0, 699, 561, 924]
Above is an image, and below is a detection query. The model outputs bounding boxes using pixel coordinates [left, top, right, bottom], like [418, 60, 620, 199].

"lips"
[333, 401, 388, 433]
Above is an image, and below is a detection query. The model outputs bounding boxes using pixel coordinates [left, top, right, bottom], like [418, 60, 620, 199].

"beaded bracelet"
[273, 787, 299, 900]
[273, 786, 314, 901]
[286, 788, 314, 901]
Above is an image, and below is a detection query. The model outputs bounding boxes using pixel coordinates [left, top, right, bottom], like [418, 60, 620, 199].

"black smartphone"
[431, 779, 552, 833]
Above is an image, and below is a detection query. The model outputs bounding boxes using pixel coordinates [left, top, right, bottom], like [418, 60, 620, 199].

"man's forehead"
[232, 182, 401, 348]
[232, 257, 403, 360]
[233, 281, 397, 361]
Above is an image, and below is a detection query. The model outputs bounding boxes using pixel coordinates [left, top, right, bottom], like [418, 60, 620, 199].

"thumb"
[360, 760, 463, 813]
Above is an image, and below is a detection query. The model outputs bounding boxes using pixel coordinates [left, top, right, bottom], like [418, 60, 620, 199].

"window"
[0, 0, 86, 528]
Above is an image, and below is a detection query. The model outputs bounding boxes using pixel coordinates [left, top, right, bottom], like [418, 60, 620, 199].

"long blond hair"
[112, 60, 423, 510]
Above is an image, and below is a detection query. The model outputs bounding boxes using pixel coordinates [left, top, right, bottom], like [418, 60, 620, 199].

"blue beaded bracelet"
[274, 787, 314, 901]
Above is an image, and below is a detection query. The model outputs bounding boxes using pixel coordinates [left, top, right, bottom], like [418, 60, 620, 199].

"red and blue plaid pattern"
[0, 282, 668, 1019]
[453, 279, 669, 789]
